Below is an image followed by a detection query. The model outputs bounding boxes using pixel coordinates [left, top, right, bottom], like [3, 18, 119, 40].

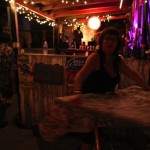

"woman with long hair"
[74, 27, 150, 150]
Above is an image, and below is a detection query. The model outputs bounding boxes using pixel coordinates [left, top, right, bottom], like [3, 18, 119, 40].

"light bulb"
[88, 16, 101, 30]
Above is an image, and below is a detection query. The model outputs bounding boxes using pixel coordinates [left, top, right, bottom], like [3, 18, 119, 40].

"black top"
[81, 52, 121, 93]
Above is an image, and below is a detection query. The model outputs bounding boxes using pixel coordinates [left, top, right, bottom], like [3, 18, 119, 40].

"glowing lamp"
[88, 16, 101, 30]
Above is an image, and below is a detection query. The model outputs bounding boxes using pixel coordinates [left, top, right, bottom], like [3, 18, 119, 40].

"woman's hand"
[71, 92, 82, 105]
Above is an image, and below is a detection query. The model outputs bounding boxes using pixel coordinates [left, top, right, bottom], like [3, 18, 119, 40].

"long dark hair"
[97, 27, 122, 72]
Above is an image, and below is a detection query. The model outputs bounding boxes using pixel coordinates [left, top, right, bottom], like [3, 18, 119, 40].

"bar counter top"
[20, 52, 87, 57]
[23, 48, 95, 55]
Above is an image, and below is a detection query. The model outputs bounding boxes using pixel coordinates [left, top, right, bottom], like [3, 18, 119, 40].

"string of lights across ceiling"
[5, 0, 56, 26]
[64, 15, 111, 27]
[61, 0, 87, 5]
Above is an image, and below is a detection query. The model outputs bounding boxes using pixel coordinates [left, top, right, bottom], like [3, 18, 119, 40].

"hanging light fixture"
[88, 16, 101, 30]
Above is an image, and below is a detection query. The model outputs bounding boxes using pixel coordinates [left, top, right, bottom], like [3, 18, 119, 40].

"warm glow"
[88, 16, 101, 30]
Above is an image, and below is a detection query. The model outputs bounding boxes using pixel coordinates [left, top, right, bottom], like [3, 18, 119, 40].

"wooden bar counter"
[17, 52, 150, 126]
[18, 53, 87, 126]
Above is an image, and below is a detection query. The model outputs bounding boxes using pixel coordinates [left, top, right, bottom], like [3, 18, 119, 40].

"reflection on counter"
[19, 48, 56, 54]
[18, 48, 95, 56]
[59, 48, 95, 56]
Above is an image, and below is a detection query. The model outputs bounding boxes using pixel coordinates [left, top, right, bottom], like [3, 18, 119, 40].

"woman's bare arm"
[119, 59, 150, 90]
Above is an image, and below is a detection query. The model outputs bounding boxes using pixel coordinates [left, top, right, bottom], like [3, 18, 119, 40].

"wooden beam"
[54, 6, 127, 18]
[58, 14, 127, 25]
[42, 1, 120, 11]
[77, 15, 127, 22]
[34, 0, 57, 5]
[33, 0, 47, 4]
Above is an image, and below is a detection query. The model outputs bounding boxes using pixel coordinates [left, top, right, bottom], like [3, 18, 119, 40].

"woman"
[74, 27, 150, 93]
[74, 27, 150, 150]
[35, 27, 149, 149]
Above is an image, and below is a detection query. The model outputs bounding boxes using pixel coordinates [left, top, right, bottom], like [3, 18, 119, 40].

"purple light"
[140, 4, 144, 28]
[126, 0, 150, 55]
[147, 0, 150, 48]
[148, 0, 150, 23]
[133, 9, 138, 29]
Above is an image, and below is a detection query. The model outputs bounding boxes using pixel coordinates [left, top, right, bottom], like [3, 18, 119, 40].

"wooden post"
[8, 0, 23, 126]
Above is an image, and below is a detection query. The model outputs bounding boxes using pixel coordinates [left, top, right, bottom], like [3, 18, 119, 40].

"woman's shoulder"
[88, 52, 99, 59]
[85, 52, 100, 69]
[86, 52, 99, 63]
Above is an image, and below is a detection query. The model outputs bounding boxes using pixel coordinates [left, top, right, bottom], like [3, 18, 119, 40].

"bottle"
[71, 40, 75, 48]
[43, 40, 48, 54]
[83, 42, 86, 50]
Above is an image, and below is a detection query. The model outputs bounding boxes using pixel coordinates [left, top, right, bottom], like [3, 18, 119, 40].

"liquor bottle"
[71, 41, 75, 48]
[43, 40, 48, 54]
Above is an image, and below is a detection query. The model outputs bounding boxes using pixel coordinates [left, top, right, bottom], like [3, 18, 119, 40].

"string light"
[101, 14, 111, 22]
[17, 6, 55, 26]
[64, 18, 85, 27]
[16, 5, 55, 26]
[22, 0, 35, 5]
[63, 14, 111, 28]
[5, 0, 13, 3]
[61, 0, 87, 5]
[6, 0, 112, 26]
[5, 0, 55, 26]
